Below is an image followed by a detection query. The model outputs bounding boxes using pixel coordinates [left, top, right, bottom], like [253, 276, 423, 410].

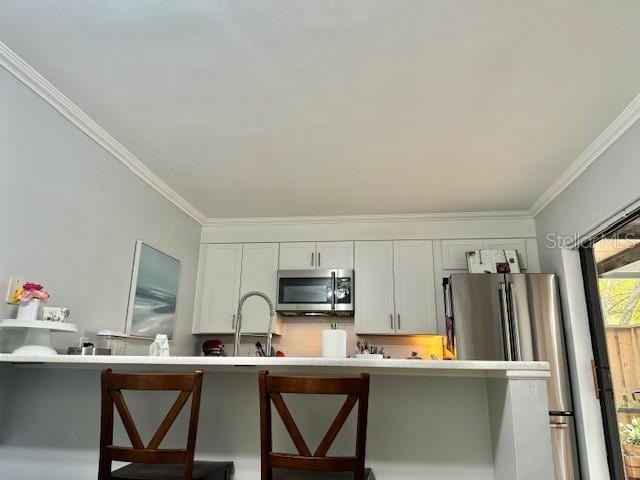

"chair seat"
[111, 460, 233, 480]
[273, 468, 375, 480]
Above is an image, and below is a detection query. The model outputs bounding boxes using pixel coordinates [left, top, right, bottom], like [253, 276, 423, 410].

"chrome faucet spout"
[233, 291, 276, 357]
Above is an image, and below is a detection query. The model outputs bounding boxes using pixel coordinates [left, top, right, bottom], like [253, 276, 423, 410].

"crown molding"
[203, 210, 533, 227]
[201, 210, 536, 243]
[530, 93, 640, 217]
[0, 41, 207, 224]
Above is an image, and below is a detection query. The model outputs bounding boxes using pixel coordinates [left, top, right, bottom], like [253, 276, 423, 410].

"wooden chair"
[258, 370, 374, 480]
[99, 369, 233, 480]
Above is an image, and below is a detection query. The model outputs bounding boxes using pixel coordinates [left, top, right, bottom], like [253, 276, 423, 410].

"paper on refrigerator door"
[490, 250, 511, 273]
[504, 249, 521, 273]
[466, 250, 492, 273]
[466, 249, 517, 273]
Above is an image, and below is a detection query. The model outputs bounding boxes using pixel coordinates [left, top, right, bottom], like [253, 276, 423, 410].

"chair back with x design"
[98, 369, 204, 480]
[258, 370, 370, 480]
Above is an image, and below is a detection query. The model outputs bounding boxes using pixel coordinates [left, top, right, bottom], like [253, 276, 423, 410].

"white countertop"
[0, 354, 550, 379]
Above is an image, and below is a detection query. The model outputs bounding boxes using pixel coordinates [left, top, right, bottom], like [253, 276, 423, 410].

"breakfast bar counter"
[0, 354, 550, 378]
[0, 356, 553, 479]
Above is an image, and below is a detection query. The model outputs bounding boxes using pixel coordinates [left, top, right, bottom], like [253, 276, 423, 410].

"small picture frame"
[42, 306, 70, 322]
[125, 240, 181, 340]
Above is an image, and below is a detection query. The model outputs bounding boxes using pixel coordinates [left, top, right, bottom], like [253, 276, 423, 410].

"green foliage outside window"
[598, 279, 640, 326]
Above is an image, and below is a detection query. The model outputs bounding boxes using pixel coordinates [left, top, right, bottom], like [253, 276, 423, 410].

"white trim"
[201, 213, 537, 243]
[204, 210, 533, 227]
[530, 94, 640, 216]
[0, 41, 207, 224]
[559, 248, 610, 478]
[565, 195, 640, 248]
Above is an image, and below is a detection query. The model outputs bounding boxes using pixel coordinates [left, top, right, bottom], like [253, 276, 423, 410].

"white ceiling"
[1, 1, 640, 218]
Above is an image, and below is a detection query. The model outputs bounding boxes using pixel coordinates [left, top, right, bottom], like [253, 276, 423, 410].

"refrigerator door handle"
[549, 416, 577, 480]
[499, 283, 512, 361]
[508, 282, 522, 361]
[442, 279, 455, 353]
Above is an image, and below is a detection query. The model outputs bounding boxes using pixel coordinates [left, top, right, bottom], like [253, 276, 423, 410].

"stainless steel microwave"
[276, 269, 354, 316]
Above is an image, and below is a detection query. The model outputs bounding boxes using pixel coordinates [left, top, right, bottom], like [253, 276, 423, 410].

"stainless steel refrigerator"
[444, 273, 578, 480]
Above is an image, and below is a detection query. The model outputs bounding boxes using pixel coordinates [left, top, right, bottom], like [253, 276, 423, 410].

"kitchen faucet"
[233, 291, 275, 357]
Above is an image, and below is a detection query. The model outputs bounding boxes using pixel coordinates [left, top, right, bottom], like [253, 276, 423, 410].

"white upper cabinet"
[441, 239, 484, 269]
[354, 241, 396, 334]
[193, 243, 281, 335]
[193, 244, 242, 334]
[239, 243, 281, 334]
[441, 238, 528, 270]
[355, 240, 438, 335]
[316, 241, 354, 269]
[279, 242, 316, 270]
[279, 241, 354, 270]
[393, 241, 437, 334]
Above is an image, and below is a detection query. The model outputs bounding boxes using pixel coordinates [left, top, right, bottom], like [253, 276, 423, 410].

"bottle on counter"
[149, 334, 170, 357]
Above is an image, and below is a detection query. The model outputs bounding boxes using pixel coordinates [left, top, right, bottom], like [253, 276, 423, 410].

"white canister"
[322, 323, 347, 358]
[96, 330, 128, 355]
[17, 299, 42, 320]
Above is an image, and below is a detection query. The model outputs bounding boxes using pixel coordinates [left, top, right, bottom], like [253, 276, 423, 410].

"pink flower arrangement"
[12, 282, 50, 304]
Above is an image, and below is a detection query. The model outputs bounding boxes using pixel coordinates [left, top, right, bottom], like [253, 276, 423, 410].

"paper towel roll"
[322, 327, 347, 358]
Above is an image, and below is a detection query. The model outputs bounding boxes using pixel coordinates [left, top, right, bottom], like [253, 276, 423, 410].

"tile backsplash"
[273, 318, 357, 357]
[207, 317, 448, 359]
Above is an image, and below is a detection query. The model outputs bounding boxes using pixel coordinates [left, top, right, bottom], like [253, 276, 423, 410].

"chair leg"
[260, 465, 273, 480]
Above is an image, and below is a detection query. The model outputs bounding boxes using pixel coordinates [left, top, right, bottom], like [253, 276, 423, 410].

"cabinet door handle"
[397, 314, 401, 330]
[318, 252, 321, 267]
[390, 314, 394, 330]
[232, 314, 236, 329]
[311, 252, 315, 267]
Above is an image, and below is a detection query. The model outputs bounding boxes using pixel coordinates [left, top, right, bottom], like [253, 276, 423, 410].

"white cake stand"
[0, 319, 78, 355]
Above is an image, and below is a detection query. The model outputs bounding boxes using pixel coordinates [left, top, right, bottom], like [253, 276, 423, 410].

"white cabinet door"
[393, 241, 437, 334]
[239, 243, 281, 334]
[482, 238, 528, 268]
[316, 241, 354, 269]
[194, 244, 242, 334]
[441, 239, 484, 269]
[279, 242, 316, 270]
[354, 241, 396, 334]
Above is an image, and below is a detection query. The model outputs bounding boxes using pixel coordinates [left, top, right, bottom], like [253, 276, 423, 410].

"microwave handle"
[331, 271, 336, 310]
